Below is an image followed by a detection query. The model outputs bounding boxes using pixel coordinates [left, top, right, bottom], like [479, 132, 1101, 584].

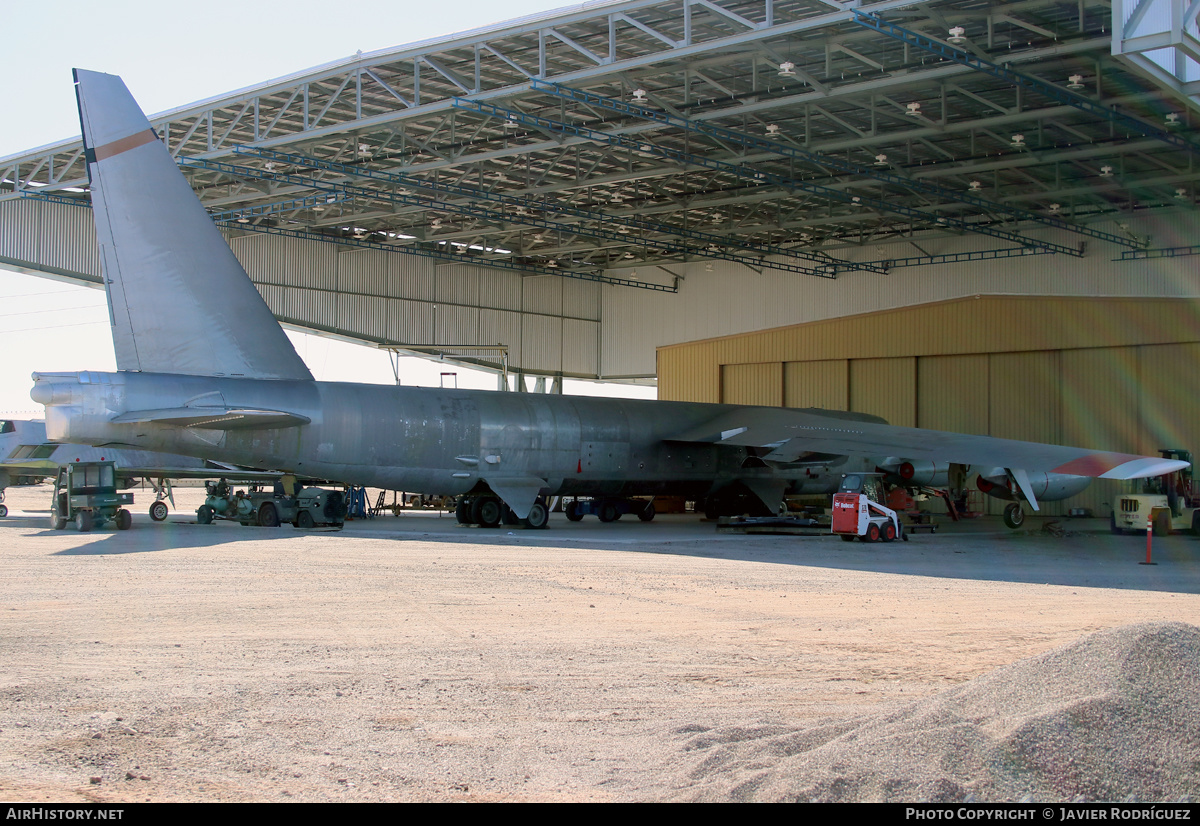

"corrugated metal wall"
[602, 212, 1200, 379]
[0, 199, 602, 378]
[658, 296, 1200, 516]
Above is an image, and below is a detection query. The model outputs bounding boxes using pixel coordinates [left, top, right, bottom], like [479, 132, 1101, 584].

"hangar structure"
[2, 0, 1199, 511]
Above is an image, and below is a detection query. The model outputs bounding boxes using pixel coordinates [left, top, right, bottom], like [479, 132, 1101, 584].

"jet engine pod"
[879, 459, 950, 487]
[975, 469, 1091, 502]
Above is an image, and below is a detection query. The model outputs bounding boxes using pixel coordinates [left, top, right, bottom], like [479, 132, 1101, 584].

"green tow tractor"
[48, 461, 134, 532]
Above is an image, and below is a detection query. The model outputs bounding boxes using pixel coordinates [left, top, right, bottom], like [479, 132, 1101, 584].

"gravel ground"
[1, 483, 1198, 802]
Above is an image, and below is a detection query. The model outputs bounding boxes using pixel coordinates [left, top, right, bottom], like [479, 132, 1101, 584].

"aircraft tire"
[1003, 503, 1025, 530]
[1154, 510, 1171, 537]
[455, 497, 472, 524]
[564, 501, 584, 522]
[473, 496, 503, 528]
[76, 510, 93, 533]
[597, 500, 620, 523]
[0, 503, 7, 518]
[296, 510, 315, 530]
[149, 501, 169, 522]
[258, 502, 281, 528]
[502, 505, 521, 526]
[523, 502, 549, 530]
[637, 502, 655, 522]
[197, 505, 214, 524]
[116, 509, 132, 531]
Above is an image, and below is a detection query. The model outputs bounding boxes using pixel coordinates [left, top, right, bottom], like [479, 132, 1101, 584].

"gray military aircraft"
[28, 70, 1187, 529]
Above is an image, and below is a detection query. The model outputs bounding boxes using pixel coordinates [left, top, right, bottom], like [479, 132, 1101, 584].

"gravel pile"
[677, 622, 1200, 802]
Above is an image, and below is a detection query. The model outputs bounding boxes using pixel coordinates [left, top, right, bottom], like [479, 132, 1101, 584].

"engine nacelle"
[975, 468, 1091, 502]
[877, 459, 953, 487]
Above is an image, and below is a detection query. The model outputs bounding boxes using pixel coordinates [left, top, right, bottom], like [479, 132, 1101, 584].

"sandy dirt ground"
[1, 483, 1197, 802]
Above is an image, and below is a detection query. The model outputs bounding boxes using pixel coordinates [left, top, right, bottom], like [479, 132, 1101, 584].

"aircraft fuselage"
[34, 370, 870, 501]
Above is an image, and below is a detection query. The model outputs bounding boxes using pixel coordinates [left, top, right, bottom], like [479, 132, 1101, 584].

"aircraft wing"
[0, 459, 59, 475]
[667, 407, 1187, 480]
[112, 467, 290, 483]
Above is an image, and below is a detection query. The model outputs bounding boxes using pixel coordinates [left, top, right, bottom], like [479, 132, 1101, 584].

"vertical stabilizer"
[74, 69, 313, 381]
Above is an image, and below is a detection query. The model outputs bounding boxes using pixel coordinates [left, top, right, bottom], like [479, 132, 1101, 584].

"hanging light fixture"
[1176, 188, 1188, 200]
[906, 102, 921, 116]
[1099, 165, 1114, 177]
[968, 180, 982, 192]
[874, 153, 888, 166]
[1067, 75, 1084, 90]
[1166, 113, 1181, 127]
[777, 61, 796, 78]
[1047, 203, 1061, 214]
[1010, 134, 1025, 148]
[631, 88, 648, 102]
[947, 26, 966, 44]
[765, 124, 780, 136]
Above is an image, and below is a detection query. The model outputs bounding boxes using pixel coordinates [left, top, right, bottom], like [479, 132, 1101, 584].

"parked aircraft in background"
[0, 418, 283, 520]
[27, 70, 1186, 529]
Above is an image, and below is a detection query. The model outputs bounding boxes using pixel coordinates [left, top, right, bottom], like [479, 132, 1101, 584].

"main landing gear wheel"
[473, 496, 503, 528]
[258, 502, 280, 528]
[564, 501, 584, 522]
[76, 511, 93, 533]
[455, 497, 472, 524]
[637, 502, 656, 522]
[597, 500, 620, 523]
[296, 510, 315, 530]
[1003, 503, 1025, 530]
[116, 509, 132, 531]
[149, 501, 168, 522]
[523, 502, 549, 529]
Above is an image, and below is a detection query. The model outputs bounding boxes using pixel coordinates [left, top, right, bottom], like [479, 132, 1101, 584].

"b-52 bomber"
[29, 70, 1188, 529]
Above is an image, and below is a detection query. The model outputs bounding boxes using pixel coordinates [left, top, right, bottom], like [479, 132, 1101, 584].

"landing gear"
[455, 494, 549, 529]
[637, 502, 656, 522]
[564, 500, 584, 522]
[1003, 503, 1025, 530]
[0, 504, 7, 518]
[471, 496, 504, 528]
[523, 501, 549, 530]
[149, 500, 169, 522]
[597, 500, 621, 523]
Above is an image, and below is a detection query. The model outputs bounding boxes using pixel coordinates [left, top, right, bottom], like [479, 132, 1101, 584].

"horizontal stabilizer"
[667, 406, 1188, 481]
[111, 407, 310, 429]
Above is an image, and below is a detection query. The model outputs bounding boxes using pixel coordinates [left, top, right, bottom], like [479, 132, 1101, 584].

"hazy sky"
[0, 0, 653, 416]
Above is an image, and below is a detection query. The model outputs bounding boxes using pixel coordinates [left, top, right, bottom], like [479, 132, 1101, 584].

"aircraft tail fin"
[74, 69, 313, 381]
